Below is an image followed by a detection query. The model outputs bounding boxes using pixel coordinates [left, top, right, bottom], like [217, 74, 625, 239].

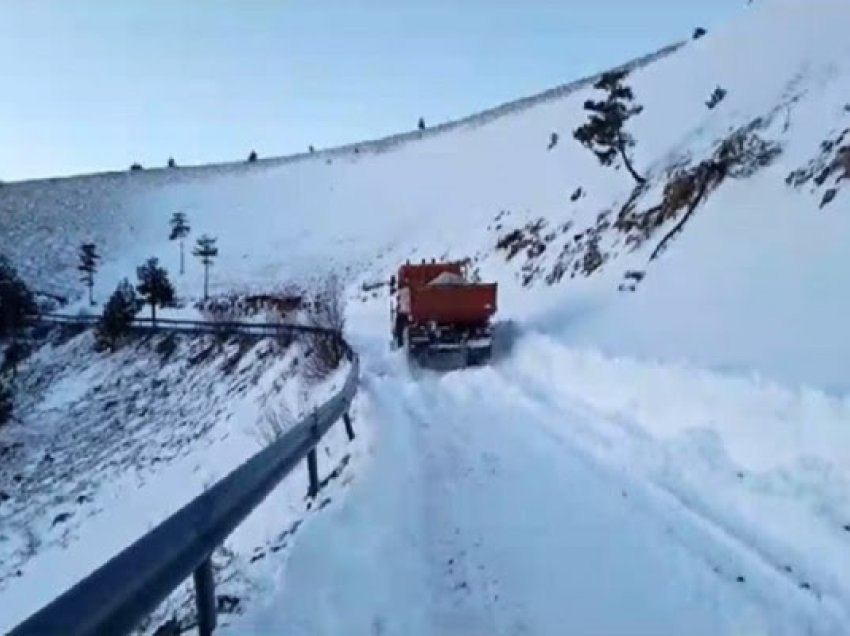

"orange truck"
[391, 260, 497, 366]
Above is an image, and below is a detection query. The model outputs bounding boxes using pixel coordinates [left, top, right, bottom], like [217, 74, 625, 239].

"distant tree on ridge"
[169, 212, 191, 275]
[78, 242, 100, 305]
[192, 235, 219, 301]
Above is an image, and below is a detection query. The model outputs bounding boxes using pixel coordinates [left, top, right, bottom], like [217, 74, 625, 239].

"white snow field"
[224, 308, 849, 636]
[2, 0, 850, 633]
[0, 328, 362, 634]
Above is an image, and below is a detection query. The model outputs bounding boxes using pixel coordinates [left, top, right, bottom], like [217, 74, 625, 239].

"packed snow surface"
[222, 304, 850, 635]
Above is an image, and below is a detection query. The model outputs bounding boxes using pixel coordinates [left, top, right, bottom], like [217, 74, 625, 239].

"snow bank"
[505, 331, 850, 614]
[512, 333, 850, 473]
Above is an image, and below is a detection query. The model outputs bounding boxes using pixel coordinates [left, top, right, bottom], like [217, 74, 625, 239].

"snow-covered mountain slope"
[2, 2, 848, 393]
[2, 0, 850, 632]
[0, 329, 362, 634]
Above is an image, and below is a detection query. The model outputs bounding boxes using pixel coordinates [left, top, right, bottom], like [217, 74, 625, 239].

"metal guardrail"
[33, 312, 338, 338]
[8, 314, 360, 636]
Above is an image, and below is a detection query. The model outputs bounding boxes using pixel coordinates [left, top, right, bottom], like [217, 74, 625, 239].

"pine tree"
[167, 157, 177, 168]
[77, 243, 100, 305]
[418, 117, 426, 131]
[0, 256, 36, 338]
[136, 258, 174, 325]
[192, 235, 219, 301]
[169, 212, 191, 275]
[573, 70, 645, 184]
[248, 150, 258, 163]
[97, 279, 139, 349]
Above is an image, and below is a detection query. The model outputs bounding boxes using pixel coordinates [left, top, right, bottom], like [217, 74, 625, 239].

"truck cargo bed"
[408, 283, 497, 325]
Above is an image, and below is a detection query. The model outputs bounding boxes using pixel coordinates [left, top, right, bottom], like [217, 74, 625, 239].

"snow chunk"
[428, 272, 467, 286]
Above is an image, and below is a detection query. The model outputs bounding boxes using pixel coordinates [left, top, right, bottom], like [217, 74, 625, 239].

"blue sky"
[0, 1, 745, 181]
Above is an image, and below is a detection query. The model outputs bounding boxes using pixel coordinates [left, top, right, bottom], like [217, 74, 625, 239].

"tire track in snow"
[398, 379, 504, 636]
[228, 339, 841, 635]
[394, 369, 768, 635]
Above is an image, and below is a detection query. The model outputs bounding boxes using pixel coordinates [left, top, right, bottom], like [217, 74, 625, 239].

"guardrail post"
[307, 411, 320, 498]
[193, 557, 217, 636]
[343, 412, 355, 441]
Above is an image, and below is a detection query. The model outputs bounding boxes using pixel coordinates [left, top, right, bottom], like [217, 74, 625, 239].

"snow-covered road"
[224, 315, 842, 635]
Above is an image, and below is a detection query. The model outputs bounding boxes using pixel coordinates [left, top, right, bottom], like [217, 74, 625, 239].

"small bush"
[253, 403, 295, 447]
[202, 307, 240, 344]
[130, 163, 143, 172]
[836, 146, 850, 179]
[0, 381, 12, 426]
[547, 132, 559, 150]
[693, 27, 707, 39]
[496, 228, 525, 252]
[2, 340, 30, 377]
[167, 157, 177, 168]
[582, 239, 604, 275]
[820, 188, 838, 208]
[247, 150, 258, 163]
[706, 86, 727, 110]
[717, 129, 782, 179]
[303, 275, 347, 381]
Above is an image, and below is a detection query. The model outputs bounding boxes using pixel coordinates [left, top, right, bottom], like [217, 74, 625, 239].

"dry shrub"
[253, 402, 295, 446]
[581, 239, 604, 275]
[835, 147, 850, 181]
[495, 218, 548, 263]
[199, 306, 241, 342]
[716, 130, 782, 179]
[663, 170, 700, 213]
[619, 126, 781, 256]
[302, 275, 347, 381]
[262, 308, 296, 349]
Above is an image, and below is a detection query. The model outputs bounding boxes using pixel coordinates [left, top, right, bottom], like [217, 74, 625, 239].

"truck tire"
[468, 345, 492, 366]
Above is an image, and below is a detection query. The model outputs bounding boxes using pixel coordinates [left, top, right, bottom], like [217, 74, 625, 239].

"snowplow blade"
[408, 340, 493, 370]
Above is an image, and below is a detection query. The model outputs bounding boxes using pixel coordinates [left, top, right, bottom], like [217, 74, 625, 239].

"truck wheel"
[469, 345, 492, 366]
